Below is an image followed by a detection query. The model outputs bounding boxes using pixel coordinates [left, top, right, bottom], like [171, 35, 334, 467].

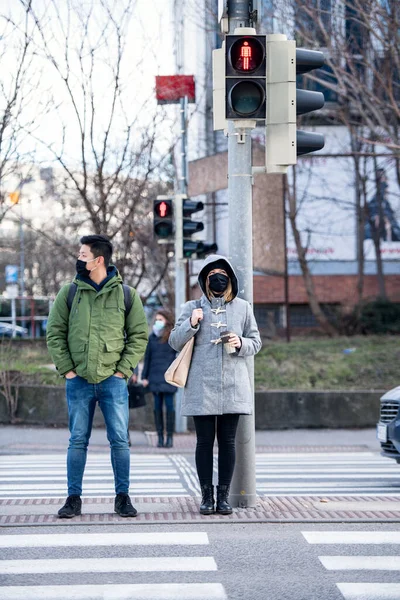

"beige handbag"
[164, 336, 194, 388]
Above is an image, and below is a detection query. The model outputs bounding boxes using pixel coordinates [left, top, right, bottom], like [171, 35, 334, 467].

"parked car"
[0, 323, 28, 337]
[377, 386, 400, 463]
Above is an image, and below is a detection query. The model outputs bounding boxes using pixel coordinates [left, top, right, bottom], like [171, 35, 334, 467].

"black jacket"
[142, 333, 177, 394]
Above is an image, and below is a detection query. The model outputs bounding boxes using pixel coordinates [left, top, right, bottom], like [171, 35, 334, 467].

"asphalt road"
[1, 522, 400, 599]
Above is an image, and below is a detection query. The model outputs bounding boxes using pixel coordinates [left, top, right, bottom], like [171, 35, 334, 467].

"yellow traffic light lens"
[230, 81, 264, 116]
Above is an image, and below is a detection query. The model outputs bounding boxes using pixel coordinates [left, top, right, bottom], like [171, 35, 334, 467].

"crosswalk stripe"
[0, 556, 217, 574]
[320, 556, 400, 570]
[0, 583, 227, 600]
[0, 532, 209, 548]
[337, 583, 400, 599]
[303, 532, 400, 544]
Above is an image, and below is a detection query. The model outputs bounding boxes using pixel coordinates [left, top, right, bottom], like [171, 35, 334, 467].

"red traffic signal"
[153, 198, 173, 238]
[225, 35, 266, 120]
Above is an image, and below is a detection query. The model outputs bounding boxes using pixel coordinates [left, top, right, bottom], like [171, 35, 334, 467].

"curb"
[2, 495, 400, 527]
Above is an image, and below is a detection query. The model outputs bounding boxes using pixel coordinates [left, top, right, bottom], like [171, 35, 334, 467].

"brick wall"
[254, 273, 400, 307]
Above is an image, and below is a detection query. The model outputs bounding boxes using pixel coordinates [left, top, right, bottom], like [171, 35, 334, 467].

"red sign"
[155, 75, 195, 104]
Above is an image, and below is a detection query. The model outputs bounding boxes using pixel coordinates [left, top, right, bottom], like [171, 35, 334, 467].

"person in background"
[47, 234, 148, 519]
[169, 255, 261, 515]
[141, 309, 177, 448]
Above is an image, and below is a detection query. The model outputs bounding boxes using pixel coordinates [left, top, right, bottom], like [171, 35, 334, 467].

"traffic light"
[153, 197, 173, 239]
[182, 199, 204, 258]
[265, 34, 325, 173]
[296, 48, 325, 155]
[225, 34, 266, 120]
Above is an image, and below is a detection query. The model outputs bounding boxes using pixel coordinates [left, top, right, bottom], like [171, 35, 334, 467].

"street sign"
[155, 76, 195, 104]
[5, 284, 19, 299]
[5, 265, 19, 284]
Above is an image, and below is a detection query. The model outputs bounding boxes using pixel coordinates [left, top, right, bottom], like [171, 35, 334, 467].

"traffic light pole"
[227, 2, 257, 508]
[174, 96, 189, 433]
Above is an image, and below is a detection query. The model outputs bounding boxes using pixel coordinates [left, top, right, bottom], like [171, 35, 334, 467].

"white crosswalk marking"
[0, 556, 218, 574]
[0, 532, 209, 548]
[336, 583, 400, 600]
[258, 453, 400, 496]
[0, 583, 227, 600]
[303, 529, 400, 600]
[0, 531, 227, 600]
[0, 453, 190, 499]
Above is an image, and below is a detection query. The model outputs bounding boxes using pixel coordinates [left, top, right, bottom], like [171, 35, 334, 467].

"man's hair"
[80, 234, 113, 267]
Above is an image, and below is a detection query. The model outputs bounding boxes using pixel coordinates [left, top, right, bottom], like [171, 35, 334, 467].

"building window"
[294, 0, 332, 46]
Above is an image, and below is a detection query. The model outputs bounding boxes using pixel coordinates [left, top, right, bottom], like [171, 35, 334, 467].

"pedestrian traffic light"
[197, 243, 218, 258]
[265, 34, 325, 173]
[225, 34, 266, 120]
[296, 48, 325, 155]
[182, 199, 204, 258]
[153, 197, 173, 239]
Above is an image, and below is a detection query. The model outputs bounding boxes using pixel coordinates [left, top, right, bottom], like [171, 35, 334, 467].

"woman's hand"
[190, 308, 203, 327]
[228, 334, 242, 349]
[142, 379, 149, 387]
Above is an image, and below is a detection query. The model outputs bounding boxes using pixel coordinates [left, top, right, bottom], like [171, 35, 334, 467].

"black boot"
[165, 410, 175, 448]
[58, 495, 82, 519]
[199, 484, 215, 515]
[216, 485, 232, 515]
[153, 410, 164, 447]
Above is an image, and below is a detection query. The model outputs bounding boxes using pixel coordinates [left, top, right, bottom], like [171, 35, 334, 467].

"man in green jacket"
[47, 234, 148, 518]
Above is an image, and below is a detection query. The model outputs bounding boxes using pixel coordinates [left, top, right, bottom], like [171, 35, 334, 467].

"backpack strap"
[66, 282, 78, 311]
[122, 284, 133, 316]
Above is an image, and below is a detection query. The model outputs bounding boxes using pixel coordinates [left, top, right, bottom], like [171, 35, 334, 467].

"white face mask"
[152, 320, 165, 336]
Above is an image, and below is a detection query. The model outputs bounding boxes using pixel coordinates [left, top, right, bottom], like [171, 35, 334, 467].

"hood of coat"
[197, 254, 238, 298]
[74, 265, 122, 291]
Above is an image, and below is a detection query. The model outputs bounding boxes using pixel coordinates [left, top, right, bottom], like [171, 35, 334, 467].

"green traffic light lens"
[230, 81, 264, 116]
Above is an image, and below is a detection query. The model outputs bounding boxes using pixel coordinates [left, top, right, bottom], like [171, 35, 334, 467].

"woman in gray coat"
[169, 255, 261, 515]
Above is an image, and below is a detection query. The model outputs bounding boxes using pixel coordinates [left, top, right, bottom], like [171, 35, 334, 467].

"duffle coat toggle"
[211, 307, 226, 315]
[211, 321, 226, 329]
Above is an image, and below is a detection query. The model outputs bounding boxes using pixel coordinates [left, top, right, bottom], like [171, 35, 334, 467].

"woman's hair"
[205, 272, 235, 303]
[155, 308, 175, 343]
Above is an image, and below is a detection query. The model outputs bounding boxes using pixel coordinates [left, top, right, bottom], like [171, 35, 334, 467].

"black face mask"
[208, 273, 229, 294]
[76, 259, 91, 278]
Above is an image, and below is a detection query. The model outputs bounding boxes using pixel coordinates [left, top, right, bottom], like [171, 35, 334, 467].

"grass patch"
[255, 335, 400, 391]
[1, 335, 399, 391]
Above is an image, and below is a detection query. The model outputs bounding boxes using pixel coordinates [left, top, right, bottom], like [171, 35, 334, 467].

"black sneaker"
[114, 493, 138, 517]
[58, 495, 82, 518]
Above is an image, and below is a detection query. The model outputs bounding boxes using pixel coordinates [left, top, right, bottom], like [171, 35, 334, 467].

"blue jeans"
[66, 375, 130, 496]
[153, 392, 174, 412]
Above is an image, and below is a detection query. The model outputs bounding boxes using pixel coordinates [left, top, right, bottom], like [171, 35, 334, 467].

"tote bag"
[164, 336, 194, 388]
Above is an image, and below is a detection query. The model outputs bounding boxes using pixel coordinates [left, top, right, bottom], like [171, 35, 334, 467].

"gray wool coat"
[168, 255, 262, 416]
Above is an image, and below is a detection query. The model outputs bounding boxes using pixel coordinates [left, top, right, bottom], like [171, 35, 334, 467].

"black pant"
[193, 414, 240, 487]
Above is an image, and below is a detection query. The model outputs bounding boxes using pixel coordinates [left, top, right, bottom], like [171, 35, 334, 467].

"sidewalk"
[2, 424, 397, 526]
[0, 424, 379, 454]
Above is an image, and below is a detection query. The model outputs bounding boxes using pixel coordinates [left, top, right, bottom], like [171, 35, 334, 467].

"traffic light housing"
[265, 34, 325, 173]
[296, 48, 325, 155]
[153, 197, 173, 239]
[225, 34, 266, 120]
[182, 199, 205, 258]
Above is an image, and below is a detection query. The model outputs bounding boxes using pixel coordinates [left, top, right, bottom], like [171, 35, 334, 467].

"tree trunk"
[286, 170, 338, 337]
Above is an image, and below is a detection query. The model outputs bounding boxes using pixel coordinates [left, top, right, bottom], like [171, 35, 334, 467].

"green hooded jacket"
[46, 272, 148, 383]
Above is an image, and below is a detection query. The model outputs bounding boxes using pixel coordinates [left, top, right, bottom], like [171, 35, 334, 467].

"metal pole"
[174, 96, 189, 434]
[283, 175, 291, 343]
[227, 0, 257, 508]
[11, 297, 17, 338]
[19, 198, 25, 319]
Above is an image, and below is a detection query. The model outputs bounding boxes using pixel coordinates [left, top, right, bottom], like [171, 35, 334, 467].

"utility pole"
[174, 95, 189, 433]
[227, 0, 257, 508]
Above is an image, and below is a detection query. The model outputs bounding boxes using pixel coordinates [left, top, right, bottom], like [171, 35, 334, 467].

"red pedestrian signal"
[153, 198, 173, 239]
[225, 35, 266, 120]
